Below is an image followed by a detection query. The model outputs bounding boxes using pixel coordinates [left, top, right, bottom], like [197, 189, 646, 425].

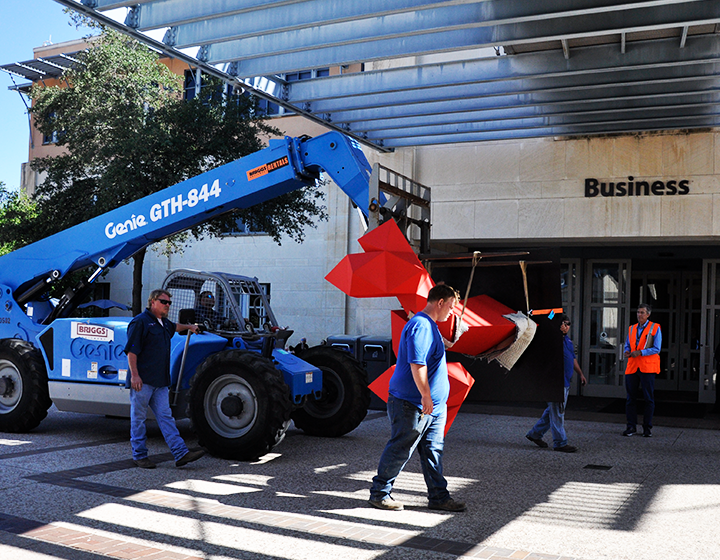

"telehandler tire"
[0, 339, 51, 433]
[188, 350, 292, 460]
[291, 346, 370, 437]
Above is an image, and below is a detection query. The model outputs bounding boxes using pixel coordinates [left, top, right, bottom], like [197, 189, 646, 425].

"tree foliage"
[21, 26, 327, 313]
[0, 183, 38, 256]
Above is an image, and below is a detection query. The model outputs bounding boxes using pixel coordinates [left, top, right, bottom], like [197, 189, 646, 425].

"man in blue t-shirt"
[526, 314, 586, 452]
[369, 284, 466, 512]
[125, 289, 205, 469]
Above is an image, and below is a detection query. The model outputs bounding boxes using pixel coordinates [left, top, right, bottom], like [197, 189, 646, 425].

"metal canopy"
[1, 52, 82, 87]
[49, 0, 720, 151]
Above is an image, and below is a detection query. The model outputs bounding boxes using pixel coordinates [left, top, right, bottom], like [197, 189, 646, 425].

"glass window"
[591, 265, 620, 304]
[221, 218, 266, 236]
[588, 353, 620, 385]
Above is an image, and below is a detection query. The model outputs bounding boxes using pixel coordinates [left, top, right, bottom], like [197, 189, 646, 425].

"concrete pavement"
[0, 403, 719, 560]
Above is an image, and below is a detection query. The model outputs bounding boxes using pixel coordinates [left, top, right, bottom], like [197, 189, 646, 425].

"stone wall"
[422, 131, 720, 244]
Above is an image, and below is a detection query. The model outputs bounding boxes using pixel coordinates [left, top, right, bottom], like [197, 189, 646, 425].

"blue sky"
[0, 0, 87, 190]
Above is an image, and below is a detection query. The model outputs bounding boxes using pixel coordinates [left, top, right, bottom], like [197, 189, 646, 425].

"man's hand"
[127, 353, 142, 392]
[580, 374, 588, 386]
[420, 393, 434, 415]
[130, 372, 143, 392]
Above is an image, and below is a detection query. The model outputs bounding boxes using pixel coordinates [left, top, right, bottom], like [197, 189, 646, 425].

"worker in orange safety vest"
[623, 303, 662, 438]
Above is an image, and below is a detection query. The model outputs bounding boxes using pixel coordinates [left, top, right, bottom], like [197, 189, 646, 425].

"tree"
[27, 27, 327, 314]
[0, 184, 38, 256]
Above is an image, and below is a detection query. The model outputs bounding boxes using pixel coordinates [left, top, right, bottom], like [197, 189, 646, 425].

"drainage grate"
[584, 464, 612, 470]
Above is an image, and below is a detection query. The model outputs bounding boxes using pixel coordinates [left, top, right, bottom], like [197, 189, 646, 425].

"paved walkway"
[0, 404, 719, 560]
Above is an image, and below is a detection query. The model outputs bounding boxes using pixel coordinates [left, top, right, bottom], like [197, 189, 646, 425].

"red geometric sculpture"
[325, 220, 433, 314]
[368, 362, 475, 435]
[392, 296, 516, 357]
[437, 294, 516, 355]
[327, 219, 515, 433]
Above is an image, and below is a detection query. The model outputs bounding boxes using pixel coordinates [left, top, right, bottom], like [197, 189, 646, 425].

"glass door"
[582, 260, 631, 397]
[631, 272, 675, 392]
[631, 272, 701, 394]
[699, 260, 720, 403]
[677, 273, 701, 392]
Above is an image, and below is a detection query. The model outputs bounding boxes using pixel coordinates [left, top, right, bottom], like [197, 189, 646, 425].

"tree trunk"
[131, 248, 146, 316]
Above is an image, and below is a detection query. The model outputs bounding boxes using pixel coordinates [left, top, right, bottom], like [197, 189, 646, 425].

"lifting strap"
[459, 251, 482, 322]
[519, 260, 530, 314]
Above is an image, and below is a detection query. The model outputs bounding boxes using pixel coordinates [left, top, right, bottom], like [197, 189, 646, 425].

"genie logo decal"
[71, 322, 114, 342]
[70, 338, 125, 361]
[104, 179, 222, 239]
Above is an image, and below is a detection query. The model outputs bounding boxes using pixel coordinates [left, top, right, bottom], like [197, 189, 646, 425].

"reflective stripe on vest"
[625, 321, 660, 374]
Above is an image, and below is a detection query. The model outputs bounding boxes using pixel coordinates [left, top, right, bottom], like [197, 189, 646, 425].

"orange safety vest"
[625, 321, 661, 374]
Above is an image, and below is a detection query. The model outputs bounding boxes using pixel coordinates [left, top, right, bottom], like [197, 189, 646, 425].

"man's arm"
[176, 323, 199, 334]
[127, 352, 142, 392]
[623, 334, 632, 357]
[641, 327, 662, 356]
[573, 358, 587, 386]
[410, 363, 433, 415]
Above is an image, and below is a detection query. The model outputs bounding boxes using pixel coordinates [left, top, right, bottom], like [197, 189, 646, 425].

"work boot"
[176, 449, 205, 467]
[526, 435, 548, 448]
[429, 498, 467, 512]
[368, 497, 404, 511]
[133, 458, 156, 469]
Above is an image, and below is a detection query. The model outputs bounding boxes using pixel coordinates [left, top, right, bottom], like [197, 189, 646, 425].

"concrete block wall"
[421, 131, 720, 244]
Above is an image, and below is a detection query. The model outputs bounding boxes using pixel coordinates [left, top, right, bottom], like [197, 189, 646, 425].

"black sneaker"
[643, 428, 652, 437]
[622, 428, 637, 437]
[176, 449, 205, 467]
[526, 435, 548, 448]
[133, 458, 156, 469]
[553, 445, 577, 453]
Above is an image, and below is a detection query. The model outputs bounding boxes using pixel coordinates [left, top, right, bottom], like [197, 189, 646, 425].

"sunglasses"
[158, 299, 172, 306]
[562, 321, 571, 326]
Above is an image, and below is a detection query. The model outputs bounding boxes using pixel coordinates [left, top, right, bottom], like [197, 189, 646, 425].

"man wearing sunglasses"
[125, 289, 205, 469]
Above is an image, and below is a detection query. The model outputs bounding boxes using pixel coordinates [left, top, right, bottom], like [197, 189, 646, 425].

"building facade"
[420, 131, 720, 403]
[8, 41, 720, 405]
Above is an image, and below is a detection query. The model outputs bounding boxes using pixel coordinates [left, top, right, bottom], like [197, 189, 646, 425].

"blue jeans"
[130, 384, 188, 461]
[370, 394, 450, 505]
[527, 386, 570, 448]
[625, 372, 655, 430]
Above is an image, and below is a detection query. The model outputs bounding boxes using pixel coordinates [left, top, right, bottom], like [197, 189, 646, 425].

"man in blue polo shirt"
[125, 289, 205, 469]
[369, 284, 466, 512]
[526, 314, 586, 452]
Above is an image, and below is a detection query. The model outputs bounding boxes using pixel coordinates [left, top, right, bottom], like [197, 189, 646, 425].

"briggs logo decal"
[71, 322, 114, 342]
[246, 156, 289, 181]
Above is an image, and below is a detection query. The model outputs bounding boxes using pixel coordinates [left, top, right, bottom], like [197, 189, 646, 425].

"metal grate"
[162, 269, 275, 333]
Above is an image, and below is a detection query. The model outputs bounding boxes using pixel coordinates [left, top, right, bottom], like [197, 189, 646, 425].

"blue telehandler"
[0, 132, 373, 460]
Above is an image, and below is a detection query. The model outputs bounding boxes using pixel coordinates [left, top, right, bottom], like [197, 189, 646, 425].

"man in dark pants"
[623, 303, 662, 437]
[368, 284, 466, 512]
[125, 289, 205, 468]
